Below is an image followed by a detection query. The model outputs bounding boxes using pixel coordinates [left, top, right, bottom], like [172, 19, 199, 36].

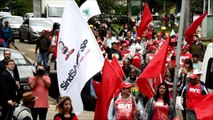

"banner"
[80, 0, 101, 21]
[57, 1, 104, 115]
[184, 11, 208, 46]
[137, 3, 153, 37]
[137, 37, 170, 98]
[94, 59, 122, 120]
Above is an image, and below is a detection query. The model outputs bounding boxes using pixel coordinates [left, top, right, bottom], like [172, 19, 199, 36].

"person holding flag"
[108, 82, 142, 120]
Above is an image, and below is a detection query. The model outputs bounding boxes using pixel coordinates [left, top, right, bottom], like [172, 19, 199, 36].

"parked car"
[19, 18, 53, 43]
[0, 16, 24, 38]
[0, 11, 12, 17]
[24, 13, 34, 19]
[0, 47, 35, 96]
[201, 43, 213, 92]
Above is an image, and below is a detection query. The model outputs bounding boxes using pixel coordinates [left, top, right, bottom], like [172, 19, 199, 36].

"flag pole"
[172, 0, 186, 116]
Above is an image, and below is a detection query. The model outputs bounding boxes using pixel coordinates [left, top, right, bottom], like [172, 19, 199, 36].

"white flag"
[80, 0, 101, 21]
[57, 1, 104, 115]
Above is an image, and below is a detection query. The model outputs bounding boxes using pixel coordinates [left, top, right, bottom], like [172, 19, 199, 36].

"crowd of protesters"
[89, 20, 208, 120]
[0, 14, 209, 119]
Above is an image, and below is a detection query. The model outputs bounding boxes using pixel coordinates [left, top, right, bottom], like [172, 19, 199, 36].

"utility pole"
[172, 0, 186, 116]
[202, 0, 208, 37]
[184, 0, 191, 31]
[127, 0, 131, 26]
[33, 0, 41, 17]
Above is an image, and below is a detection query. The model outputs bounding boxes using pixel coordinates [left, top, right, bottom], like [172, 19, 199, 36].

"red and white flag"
[137, 3, 153, 37]
[184, 11, 208, 46]
[57, 1, 104, 114]
[137, 37, 170, 98]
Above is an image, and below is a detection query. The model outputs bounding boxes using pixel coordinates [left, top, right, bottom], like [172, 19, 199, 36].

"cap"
[149, 45, 156, 50]
[189, 74, 198, 79]
[147, 42, 152, 46]
[22, 91, 37, 102]
[161, 26, 167, 30]
[125, 40, 130, 46]
[111, 41, 118, 45]
[193, 69, 202, 75]
[182, 45, 189, 50]
[136, 37, 141, 41]
[172, 51, 177, 56]
[120, 82, 132, 89]
[121, 43, 127, 48]
[153, 40, 159, 44]
[171, 38, 177, 43]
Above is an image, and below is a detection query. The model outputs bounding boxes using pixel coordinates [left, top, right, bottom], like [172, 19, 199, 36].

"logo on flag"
[80, 0, 101, 21]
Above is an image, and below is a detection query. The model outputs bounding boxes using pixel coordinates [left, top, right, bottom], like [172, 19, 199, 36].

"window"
[205, 58, 213, 89]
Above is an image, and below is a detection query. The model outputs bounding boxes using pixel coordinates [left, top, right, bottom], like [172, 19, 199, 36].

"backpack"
[13, 108, 30, 120]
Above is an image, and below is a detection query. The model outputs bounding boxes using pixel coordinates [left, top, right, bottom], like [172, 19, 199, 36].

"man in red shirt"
[181, 74, 208, 120]
[108, 82, 142, 120]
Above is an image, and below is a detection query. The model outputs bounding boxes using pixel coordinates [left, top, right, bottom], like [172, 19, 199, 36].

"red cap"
[182, 45, 189, 50]
[136, 37, 141, 41]
[171, 38, 177, 43]
[149, 45, 156, 50]
[147, 42, 152, 46]
[120, 82, 132, 89]
[172, 51, 177, 56]
[125, 40, 130, 46]
[153, 40, 159, 44]
[189, 74, 198, 79]
[121, 43, 127, 48]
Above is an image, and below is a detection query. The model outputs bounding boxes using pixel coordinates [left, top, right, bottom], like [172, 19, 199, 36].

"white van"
[201, 43, 213, 92]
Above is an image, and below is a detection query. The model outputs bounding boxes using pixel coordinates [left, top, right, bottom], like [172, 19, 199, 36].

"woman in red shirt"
[143, 83, 175, 120]
[54, 96, 78, 120]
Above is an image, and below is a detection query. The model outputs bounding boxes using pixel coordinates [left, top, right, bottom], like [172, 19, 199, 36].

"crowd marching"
[0, 7, 211, 120]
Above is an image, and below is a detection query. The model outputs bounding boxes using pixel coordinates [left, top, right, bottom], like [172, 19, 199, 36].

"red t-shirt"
[54, 114, 78, 120]
[152, 98, 169, 120]
[186, 83, 203, 109]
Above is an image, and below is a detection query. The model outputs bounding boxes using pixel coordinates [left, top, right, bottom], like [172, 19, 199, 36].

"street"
[13, 40, 94, 119]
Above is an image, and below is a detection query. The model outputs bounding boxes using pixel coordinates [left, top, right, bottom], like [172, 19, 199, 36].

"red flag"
[94, 59, 122, 120]
[137, 3, 153, 37]
[184, 11, 208, 46]
[111, 56, 125, 80]
[194, 93, 213, 120]
[137, 37, 170, 98]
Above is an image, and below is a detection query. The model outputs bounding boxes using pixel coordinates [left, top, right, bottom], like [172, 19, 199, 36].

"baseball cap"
[193, 69, 202, 75]
[189, 74, 198, 79]
[161, 26, 167, 30]
[120, 82, 132, 89]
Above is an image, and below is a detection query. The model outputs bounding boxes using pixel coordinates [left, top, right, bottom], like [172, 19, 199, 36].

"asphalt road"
[13, 40, 94, 119]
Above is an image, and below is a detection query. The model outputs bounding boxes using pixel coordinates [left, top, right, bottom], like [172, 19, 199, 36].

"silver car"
[19, 18, 53, 43]
[0, 16, 24, 38]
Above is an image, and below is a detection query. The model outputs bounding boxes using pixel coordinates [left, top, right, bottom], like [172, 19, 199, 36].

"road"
[13, 40, 94, 119]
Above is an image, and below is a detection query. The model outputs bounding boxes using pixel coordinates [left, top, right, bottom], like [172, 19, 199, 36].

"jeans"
[37, 52, 48, 68]
[186, 109, 197, 120]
